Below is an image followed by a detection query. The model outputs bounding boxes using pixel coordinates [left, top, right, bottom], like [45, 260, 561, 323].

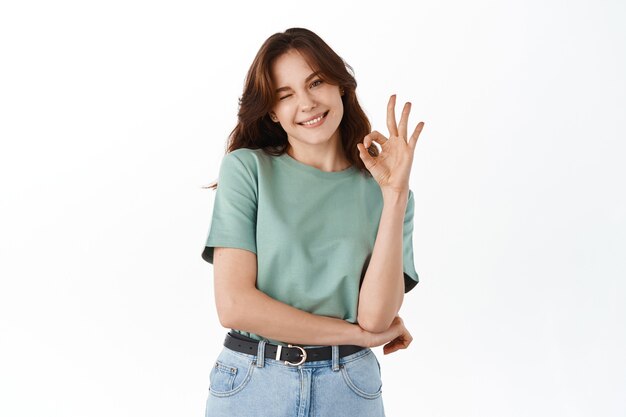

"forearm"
[357, 189, 408, 332]
[222, 288, 367, 347]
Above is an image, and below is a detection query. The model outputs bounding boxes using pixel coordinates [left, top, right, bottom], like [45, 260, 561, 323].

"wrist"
[353, 323, 371, 347]
[382, 187, 409, 205]
[355, 324, 372, 347]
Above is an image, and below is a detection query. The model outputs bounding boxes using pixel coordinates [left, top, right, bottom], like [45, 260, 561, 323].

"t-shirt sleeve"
[403, 189, 420, 293]
[201, 152, 258, 264]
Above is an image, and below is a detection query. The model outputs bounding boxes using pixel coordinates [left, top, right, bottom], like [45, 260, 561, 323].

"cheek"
[335, 97, 344, 115]
[276, 106, 295, 124]
[332, 104, 344, 122]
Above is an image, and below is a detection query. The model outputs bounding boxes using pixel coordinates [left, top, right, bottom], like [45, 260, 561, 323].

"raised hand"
[356, 94, 425, 194]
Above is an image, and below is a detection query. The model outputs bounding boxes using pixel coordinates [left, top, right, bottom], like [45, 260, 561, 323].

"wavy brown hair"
[204, 27, 378, 190]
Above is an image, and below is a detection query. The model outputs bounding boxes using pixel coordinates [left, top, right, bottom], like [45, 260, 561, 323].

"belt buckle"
[276, 344, 307, 366]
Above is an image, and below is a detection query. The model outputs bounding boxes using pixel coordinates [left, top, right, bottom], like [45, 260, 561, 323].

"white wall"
[1, 1, 624, 416]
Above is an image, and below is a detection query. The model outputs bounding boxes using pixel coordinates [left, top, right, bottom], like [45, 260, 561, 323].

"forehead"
[270, 50, 318, 84]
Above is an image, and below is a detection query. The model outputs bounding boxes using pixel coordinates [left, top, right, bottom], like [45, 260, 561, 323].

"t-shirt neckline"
[276, 152, 358, 179]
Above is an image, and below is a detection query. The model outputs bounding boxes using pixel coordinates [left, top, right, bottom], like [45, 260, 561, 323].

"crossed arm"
[211, 241, 414, 354]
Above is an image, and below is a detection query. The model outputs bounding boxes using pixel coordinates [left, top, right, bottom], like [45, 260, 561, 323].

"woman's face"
[269, 49, 343, 148]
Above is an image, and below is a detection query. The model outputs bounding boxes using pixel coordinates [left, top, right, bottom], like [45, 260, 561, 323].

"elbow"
[215, 293, 242, 329]
[217, 308, 236, 329]
[357, 314, 394, 334]
[357, 298, 402, 333]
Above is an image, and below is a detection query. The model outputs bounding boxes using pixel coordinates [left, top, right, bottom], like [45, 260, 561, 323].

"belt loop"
[332, 345, 340, 372]
[256, 339, 267, 368]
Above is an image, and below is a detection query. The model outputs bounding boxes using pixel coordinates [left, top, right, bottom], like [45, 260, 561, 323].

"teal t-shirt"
[202, 147, 419, 347]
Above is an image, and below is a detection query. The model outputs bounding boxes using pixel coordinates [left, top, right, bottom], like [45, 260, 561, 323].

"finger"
[364, 130, 389, 148]
[387, 333, 410, 349]
[383, 340, 404, 354]
[408, 121, 425, 149]
[397, 102, 411, 140]
[389, 340, 405, 350]
[386, 94, 399, 138]
[383, 343, 398, 355]
[357, 143, 376, 168]
[386, 336, 406, 349]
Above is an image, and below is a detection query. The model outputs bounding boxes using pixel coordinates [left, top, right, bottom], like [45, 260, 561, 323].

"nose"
[299, 91, 317, 112]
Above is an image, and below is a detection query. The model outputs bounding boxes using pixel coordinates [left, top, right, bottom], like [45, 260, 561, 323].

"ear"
[269, 112, 279, 122]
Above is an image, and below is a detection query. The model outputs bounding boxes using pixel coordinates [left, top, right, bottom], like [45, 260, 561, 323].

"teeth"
[301, 113, 325, 125]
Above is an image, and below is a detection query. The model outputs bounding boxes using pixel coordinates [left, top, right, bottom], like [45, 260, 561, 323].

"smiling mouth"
[298, 111, 329, 126]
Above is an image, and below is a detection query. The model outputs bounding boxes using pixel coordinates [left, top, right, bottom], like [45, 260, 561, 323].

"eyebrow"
[275, 71, 321, 93]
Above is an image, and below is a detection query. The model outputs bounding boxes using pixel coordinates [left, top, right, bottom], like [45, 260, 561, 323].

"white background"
[1, 1, 625, 416]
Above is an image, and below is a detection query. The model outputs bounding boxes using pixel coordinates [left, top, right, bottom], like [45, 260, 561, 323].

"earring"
[270, 113, 278, 122]
[340, 87, 345, 96]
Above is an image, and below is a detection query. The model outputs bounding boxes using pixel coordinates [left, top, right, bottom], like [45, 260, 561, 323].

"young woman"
[201, 27, 424, 417]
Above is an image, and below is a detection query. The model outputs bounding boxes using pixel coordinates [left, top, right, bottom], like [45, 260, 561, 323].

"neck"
[286, 138, 350, 173]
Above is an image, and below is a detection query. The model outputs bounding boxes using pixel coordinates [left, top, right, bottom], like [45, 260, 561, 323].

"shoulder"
[220, 148, 262, 174]
[217, 148, 281, 190]
[223, 148, 273, 172]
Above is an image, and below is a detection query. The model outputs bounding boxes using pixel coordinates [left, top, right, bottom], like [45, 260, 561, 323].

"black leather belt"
[224, 331, 366, 366]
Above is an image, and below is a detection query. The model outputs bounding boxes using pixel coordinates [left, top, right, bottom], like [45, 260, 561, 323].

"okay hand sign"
[357, 94, 424, 194]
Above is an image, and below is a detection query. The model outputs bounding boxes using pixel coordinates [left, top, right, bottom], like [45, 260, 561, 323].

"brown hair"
[203, 27, 378, 190]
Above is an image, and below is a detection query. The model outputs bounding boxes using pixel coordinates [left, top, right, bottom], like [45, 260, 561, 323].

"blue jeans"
[204, 338, 386, 416]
